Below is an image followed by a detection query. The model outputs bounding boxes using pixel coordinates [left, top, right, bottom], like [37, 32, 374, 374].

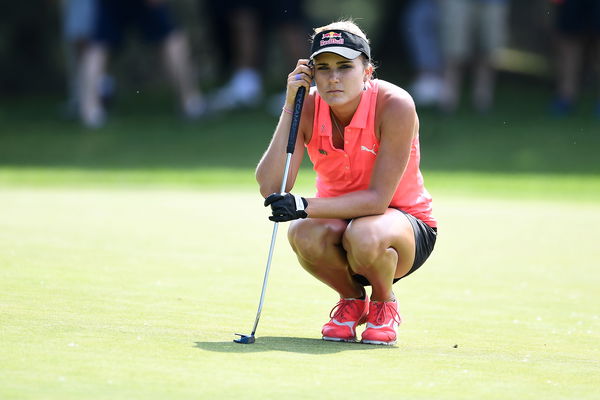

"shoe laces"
[370, 301, 401, 326]
[329, 298, 358, 321]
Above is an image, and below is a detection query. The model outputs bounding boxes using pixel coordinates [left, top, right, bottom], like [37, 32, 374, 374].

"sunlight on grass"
[1, 167, 599, 203]
[1, 186, 598, 399]
[1, 84, 599, 398]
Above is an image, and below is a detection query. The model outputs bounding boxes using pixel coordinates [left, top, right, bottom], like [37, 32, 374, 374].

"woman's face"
[313, 53, 370, 108]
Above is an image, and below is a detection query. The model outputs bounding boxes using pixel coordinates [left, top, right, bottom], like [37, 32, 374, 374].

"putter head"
[233, 333, 255, 344]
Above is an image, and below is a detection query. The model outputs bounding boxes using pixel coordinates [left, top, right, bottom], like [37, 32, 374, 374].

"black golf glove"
[264, 192, 308, 222]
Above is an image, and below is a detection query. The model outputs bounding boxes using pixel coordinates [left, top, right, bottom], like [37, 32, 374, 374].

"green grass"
[1, 81, 599, 398]
[1, 80, 599, 174]
[1, 186, 599, 399]
[1, 167, 599, 204]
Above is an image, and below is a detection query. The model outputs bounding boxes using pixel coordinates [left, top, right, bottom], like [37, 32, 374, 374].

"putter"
[234, 86, 306, 344]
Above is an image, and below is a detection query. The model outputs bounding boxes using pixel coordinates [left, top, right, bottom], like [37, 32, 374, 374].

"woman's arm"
[304, 87, 417, 219]
[256, 60, 314, 197]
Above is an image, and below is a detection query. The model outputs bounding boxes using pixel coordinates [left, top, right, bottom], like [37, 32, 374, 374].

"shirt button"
[344, 154, 348, 157]
[345, 140, 348, 144]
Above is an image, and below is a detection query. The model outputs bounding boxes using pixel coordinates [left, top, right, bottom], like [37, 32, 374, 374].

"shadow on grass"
[194, 336, 396, 354]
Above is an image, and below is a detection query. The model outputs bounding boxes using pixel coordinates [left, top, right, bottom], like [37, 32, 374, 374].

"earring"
[363, 81, 367, 91]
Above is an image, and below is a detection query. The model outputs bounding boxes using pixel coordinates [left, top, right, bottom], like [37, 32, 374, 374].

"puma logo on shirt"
[361, 144, 377, 155]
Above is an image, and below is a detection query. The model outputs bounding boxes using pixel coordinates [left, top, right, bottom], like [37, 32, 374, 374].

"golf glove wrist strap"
[264, 192, 308, 222]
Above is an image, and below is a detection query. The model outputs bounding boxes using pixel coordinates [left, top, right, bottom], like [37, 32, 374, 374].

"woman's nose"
[328, 70, 340, 83]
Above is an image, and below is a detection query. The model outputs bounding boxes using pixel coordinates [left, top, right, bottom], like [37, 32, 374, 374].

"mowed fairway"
[1, 174, 599, 399]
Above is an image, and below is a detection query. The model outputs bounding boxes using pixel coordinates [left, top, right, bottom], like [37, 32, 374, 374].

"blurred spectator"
[402, 0, 444, 107]
[439, 0, 510, 113]
[205, 1, 308, 113]
[550, 0, 600, 117]
[60, 0, 114, 118]
[79, 0, 204, 128]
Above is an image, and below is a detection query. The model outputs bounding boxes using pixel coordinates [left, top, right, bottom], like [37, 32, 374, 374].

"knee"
[288, 220, 345, 263]
[343, 222, 386, 270]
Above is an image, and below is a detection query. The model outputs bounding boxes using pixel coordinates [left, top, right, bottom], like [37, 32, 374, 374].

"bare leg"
[439, 0, 472, 114]
[161, 31, 203, 117]
[557, 35, 584, 102]
[441, 59, 462, 113]
[288, 218, 363, 299]
[342, 209, 416, 302]
[231, 7, 260, 70]
[473, 56, 495, 112]
[79, 43, 107, 128]
[210, 7, 262, 111]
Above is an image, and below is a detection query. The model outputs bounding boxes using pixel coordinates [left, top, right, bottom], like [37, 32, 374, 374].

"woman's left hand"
[264, 192, 308, 222]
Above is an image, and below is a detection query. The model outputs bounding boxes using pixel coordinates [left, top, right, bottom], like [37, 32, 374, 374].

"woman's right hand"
[284, 59, 313, 110]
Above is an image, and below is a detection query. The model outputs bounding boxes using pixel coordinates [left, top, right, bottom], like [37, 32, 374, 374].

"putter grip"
[286, 86, 306, 154]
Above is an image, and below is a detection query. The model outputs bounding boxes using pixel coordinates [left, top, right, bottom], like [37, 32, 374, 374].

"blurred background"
[0, 0, 599, 180]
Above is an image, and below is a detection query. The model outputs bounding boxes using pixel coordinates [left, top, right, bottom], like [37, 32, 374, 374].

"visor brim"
[310, 47, 363, 60]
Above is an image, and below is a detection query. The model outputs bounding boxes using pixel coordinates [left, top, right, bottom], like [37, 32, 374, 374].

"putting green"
[1, 180, 599, 399]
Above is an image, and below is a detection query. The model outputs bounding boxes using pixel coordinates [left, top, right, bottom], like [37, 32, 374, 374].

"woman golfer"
[256, 20, 437, 345]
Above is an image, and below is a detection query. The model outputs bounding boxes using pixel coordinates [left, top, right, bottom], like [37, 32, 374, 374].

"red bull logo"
[320, 31, 344, 46]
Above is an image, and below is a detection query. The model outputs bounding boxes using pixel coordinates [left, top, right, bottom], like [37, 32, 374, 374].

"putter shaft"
[250, 152, 292, 336]
[235, 86, 305, 344]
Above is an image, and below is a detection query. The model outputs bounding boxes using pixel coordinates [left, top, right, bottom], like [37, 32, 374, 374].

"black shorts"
[352, 211, 437, 286]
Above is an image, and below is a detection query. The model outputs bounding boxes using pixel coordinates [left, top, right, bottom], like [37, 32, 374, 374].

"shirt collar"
[319, 80, 376, 135]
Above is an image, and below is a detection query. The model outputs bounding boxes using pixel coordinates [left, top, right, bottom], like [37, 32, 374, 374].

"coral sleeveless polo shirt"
[306, 80, 436, 228]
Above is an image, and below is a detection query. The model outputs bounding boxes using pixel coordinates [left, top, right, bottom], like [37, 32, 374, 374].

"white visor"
[310, 47, 363, 60]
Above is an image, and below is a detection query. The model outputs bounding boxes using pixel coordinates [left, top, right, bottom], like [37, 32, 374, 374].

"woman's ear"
[364, 64, 374, 81]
